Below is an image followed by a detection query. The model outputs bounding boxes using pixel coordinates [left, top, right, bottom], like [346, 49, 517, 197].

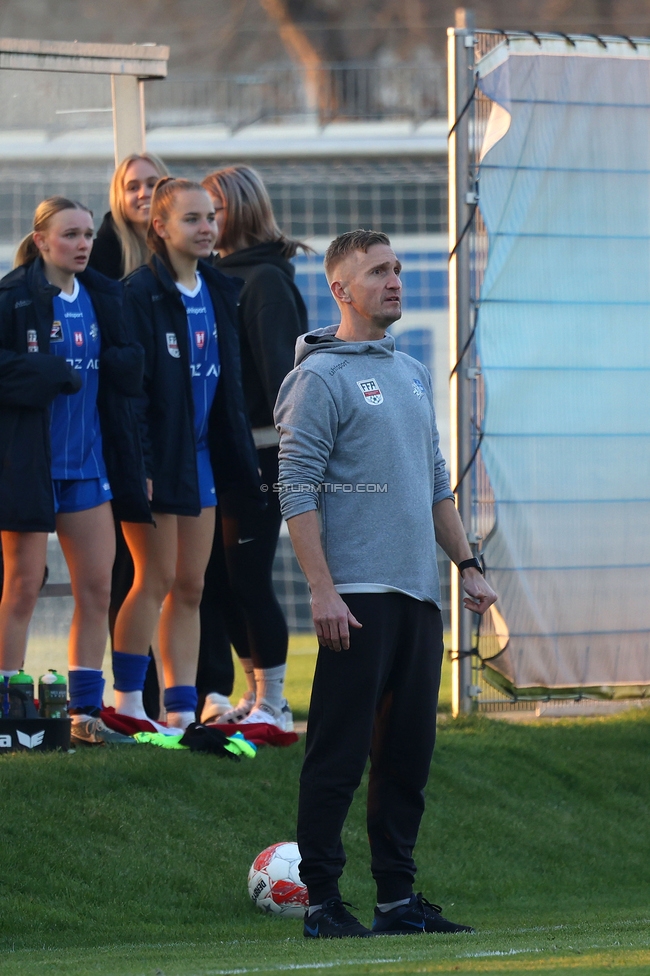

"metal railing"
[144, 62, 446, 128]
[0, 61, 446, 133]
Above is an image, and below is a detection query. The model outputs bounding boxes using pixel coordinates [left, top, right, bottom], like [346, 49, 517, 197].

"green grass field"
[1, 644, 649, 976]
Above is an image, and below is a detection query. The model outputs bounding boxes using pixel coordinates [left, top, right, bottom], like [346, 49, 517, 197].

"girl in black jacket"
[87, 152, 168, 721]
[88, 152, 168, 280]
[197, 165, 309, 731]
[113, 178, 261, 731]
[0, 197, 148, 746]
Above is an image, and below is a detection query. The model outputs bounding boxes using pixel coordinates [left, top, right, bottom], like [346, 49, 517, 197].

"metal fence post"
[448, 8, 476, 717]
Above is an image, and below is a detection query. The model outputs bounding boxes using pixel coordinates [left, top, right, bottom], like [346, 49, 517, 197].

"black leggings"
[297, 592, 443, 906]
[196, 447, 288, 702]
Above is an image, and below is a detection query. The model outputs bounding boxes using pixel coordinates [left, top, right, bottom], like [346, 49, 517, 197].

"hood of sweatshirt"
[215, 240, 297, 280]
[294, 324, 396, 368]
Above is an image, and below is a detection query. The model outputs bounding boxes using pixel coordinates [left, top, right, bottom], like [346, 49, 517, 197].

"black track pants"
[197, 447, 288, 701]
[297, 592, 443, 905]
[196, 510, 238, 701]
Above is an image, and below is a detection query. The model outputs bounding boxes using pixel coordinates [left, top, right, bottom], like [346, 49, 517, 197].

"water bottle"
[39, 670, 68, 719]
[8, 670, 35, 718]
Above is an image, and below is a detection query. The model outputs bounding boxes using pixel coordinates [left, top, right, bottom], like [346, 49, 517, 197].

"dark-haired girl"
[0, 197, 148, 745]
[113, 178, 261, 731]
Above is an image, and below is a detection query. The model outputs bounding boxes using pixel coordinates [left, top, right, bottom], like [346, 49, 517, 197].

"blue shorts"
[197, 448, 217, 509]
[52, 477, 113, 514]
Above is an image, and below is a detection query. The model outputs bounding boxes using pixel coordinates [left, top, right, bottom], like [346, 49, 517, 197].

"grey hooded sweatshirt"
[274, 325, 454, 607]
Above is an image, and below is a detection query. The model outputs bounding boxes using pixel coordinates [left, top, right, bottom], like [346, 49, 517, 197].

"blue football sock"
[112, 651, 150, 692]
[68, 668, 104, 715]
[163, 685, 198, 715]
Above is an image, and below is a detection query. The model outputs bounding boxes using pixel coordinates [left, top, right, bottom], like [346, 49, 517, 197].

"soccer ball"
[247, 842, 308, 917]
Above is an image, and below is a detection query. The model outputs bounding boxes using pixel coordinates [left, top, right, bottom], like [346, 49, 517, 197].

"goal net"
[469, 31, 650, 701]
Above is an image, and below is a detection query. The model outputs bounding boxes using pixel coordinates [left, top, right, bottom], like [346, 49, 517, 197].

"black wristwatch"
[458, 557, 483, 575]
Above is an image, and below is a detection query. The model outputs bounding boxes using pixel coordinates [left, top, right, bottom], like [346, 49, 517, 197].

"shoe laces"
[416, 893, 442, 915]
[219, 702, 252, 723]
[322, 899, 360, 926]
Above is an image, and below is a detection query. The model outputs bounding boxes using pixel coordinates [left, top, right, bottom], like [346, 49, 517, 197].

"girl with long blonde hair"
[89, 152, 168, 279]
[88, 153, 168, 721]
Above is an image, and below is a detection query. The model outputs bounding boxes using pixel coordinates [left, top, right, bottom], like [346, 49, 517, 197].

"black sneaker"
[372, 893, 475, 935]
[303, 898, 374, 939]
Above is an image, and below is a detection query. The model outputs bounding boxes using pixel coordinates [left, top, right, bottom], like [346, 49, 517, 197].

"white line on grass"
[205, 959, 405, 975]
[205, 947, 623, 976]
[460, 948, 542, 958]
[461, 939, 650, 960]
[474, 921, 650, 937]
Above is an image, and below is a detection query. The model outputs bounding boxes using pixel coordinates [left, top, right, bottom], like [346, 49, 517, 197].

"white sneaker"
[239, 698, 294, 732]
[200, 692, 233, 723]
[214, 690, 256, 725]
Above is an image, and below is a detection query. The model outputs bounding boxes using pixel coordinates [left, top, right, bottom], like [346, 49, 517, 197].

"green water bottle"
[39, 670, 68, 719]
[8, 670, 35, 718]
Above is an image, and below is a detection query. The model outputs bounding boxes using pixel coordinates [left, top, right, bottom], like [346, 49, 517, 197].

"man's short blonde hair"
[324, 229, 391, 281]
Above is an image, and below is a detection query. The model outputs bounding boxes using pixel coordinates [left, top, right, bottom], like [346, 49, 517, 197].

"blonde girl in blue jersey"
[0, 197, 148, 745]
[114, 178, 260, 731]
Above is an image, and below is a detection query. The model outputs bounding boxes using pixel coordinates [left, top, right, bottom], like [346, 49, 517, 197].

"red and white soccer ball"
[247, 842, 308, 917]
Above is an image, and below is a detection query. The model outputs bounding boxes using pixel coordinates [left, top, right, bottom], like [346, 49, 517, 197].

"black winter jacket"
[87, 212, 123, 281]
[0, 259, 150, 532]
[213, 241, 308, 429]
[123, 255, 262, 517]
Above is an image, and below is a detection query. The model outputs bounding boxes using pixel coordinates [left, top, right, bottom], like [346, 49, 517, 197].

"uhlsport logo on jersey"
[16, 729, 45, 749]
[195, 331, 206, 349]
[74, 331, 84, 347]
[166, 332, 180, 358]
[357, 378, 383, 405]
[89, 322, 99, 341]
[50, 321, 63, 342]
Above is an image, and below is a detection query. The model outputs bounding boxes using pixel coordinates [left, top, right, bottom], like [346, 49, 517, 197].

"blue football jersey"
[49, 279, 107, 481]
[177, 273, 220, 450]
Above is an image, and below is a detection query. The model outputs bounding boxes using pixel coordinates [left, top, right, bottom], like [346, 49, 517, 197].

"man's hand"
[286, 511, 363, 650]
[432, 499, 498, 614]
[461, 567, 497, 615]
[311, 585, 362, 651]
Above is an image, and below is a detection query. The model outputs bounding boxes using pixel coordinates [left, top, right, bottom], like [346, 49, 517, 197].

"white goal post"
[0, 37, 169, 165]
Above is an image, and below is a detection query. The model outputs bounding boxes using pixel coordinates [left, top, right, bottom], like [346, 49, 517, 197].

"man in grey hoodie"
[274, 230, 497, 939]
